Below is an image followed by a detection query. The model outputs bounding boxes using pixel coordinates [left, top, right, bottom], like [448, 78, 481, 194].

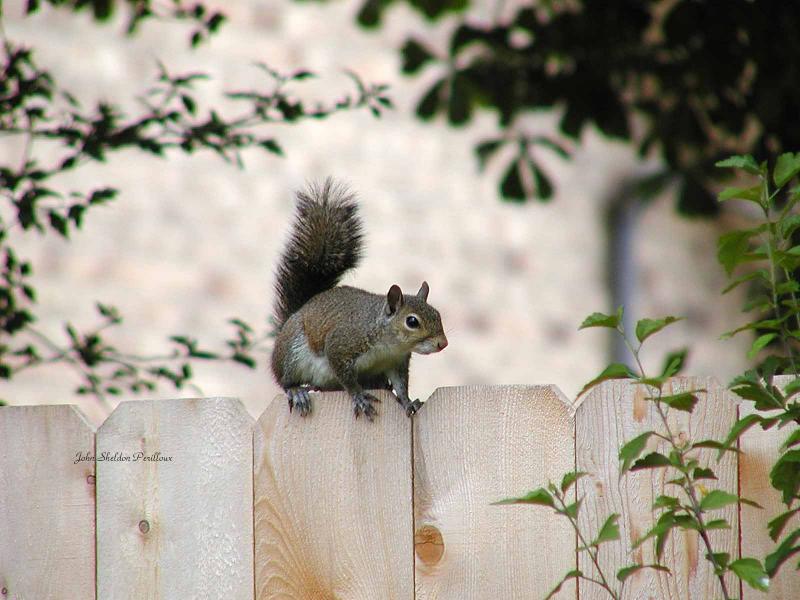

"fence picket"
[253, 390, 414, 599]
[575, 377, 738, 599]
[413, 385, 576, 599]
[96, 397, 254, 599]
[739, 375, 800, 599]
[0, 405, 96, 600]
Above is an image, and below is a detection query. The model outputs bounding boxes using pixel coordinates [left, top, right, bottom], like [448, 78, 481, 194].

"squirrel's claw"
[352, 392, 379, 421]
[287, 387, 312, 417]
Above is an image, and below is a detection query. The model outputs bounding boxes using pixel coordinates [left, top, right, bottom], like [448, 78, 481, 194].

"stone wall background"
[2, 0, 749, 425]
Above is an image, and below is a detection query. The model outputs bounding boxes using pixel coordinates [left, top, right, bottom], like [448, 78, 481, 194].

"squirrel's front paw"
[287, 387, 312, 417]
[352, 392, 380, 421]
[404, 399, 423, 417]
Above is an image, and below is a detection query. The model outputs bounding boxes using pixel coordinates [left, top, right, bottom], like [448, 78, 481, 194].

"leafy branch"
[712, 152, 800, 579]
[579, 308, 769, 598]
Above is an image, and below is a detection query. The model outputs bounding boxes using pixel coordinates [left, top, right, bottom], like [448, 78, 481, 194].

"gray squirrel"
[270, 178, 448, 420]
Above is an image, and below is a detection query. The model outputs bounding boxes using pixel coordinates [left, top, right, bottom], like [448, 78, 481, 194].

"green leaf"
[630, 452, 672, 471]
[730, 374, 785, 410]
[579, 362, 637, 397]
[748, 333, 777, 359]
[693, 467, 717, 480]
[635, 316, 682, 343]
[699, 490, 739, 512]
[655, 391, 700, 412]
[704, 519, 731, 530]
[620, 431, 655, 474]
[416, 79, 444, 120]
[718, 414, 764, 459]
[692, 439, 740, 453]
[401, 39, 434, 74]
[781, 429, 800, 450]
[259, 139, 284, 156]
[775, 152, 800, 187]
[563, 498, 581, 519]
[544, 570, 582, 600]
[718, 185, 762, 204]
[780, 214, 800, 239]
[475, 139, 504, 171]
[661, 348, 688, 378]
[729, 557, 770, 592]
[767, 508, 799, 542]
[500, 159, 525, 202]
[652, 495, 680, 510]
[654, 513, 676, 560]
[706, 551, 730, 571]
[592, 513, 620, 546]
[673, 513, 702, 531]
[493, 487, 555, 508]
[48, 210, 69, 238]
[770, 449, 800, 505]
[715, 154, 760, 174]
[782, 377, 800, 399]
[531, 161, 554, 201]
[616, 563, 670, 582]
[765, 528, 800, 576]
[231, 353, 256, 368]
[560, 471, 587, 494]
[721, 269, 769, 294]
[717, 230, 755, 276]
[447, 73, 472, 125]
[579, 310, 621, 330]
[88, 187, 117, 205]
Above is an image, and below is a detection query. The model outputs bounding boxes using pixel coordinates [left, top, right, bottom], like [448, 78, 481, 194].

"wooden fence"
[0, 379, 798, 599]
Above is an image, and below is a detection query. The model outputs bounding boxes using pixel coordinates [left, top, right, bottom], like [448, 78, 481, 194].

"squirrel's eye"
[406, 315, 420, 329]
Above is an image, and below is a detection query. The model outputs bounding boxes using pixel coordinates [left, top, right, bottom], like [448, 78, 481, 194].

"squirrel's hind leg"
[286, 386, 312, 417]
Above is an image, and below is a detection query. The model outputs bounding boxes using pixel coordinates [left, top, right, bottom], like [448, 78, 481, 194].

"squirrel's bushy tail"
[273, 178, 363, 327]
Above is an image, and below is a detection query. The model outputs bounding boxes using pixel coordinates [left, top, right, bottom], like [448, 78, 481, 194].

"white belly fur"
[290, 333, 337, 387]
[290, 331, 407, 386]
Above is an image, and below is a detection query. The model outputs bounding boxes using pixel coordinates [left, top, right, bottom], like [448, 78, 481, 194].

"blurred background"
[6, 0, 795, 425]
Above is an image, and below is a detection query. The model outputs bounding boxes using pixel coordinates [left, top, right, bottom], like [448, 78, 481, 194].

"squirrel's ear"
[386, 285, 404, 316]
[417, 281, 430, 302]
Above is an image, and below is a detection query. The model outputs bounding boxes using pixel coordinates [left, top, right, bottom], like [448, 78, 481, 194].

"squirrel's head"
[382, 282, 448, 354]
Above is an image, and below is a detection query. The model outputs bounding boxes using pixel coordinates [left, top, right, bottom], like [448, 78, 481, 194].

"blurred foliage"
[329, 0, 800, 212]
[0, 0, 392, 407]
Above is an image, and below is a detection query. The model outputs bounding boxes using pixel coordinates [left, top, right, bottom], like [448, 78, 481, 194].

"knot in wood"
[414, 524, 444, 566]
[138, 519, 150, 534]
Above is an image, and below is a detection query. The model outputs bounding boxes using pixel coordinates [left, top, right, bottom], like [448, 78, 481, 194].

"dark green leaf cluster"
[26, 0, 227, 48]
[352, 0, 800, 212]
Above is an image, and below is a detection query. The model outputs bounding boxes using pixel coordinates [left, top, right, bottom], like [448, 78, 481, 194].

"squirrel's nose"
[437, 336, 448, 351]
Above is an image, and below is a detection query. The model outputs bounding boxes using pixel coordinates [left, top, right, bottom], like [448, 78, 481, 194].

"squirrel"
[270, 178, 448, 421]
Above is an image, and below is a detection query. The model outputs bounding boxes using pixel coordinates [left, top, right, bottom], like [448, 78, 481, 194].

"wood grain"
[738, 375, 800, 599]
[0, 404, 96, 600]
[413, 385, 576, 599]
[575, 377, 738, 600]
[96, 397, 254, 600]
[254, 390, 413, 599]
